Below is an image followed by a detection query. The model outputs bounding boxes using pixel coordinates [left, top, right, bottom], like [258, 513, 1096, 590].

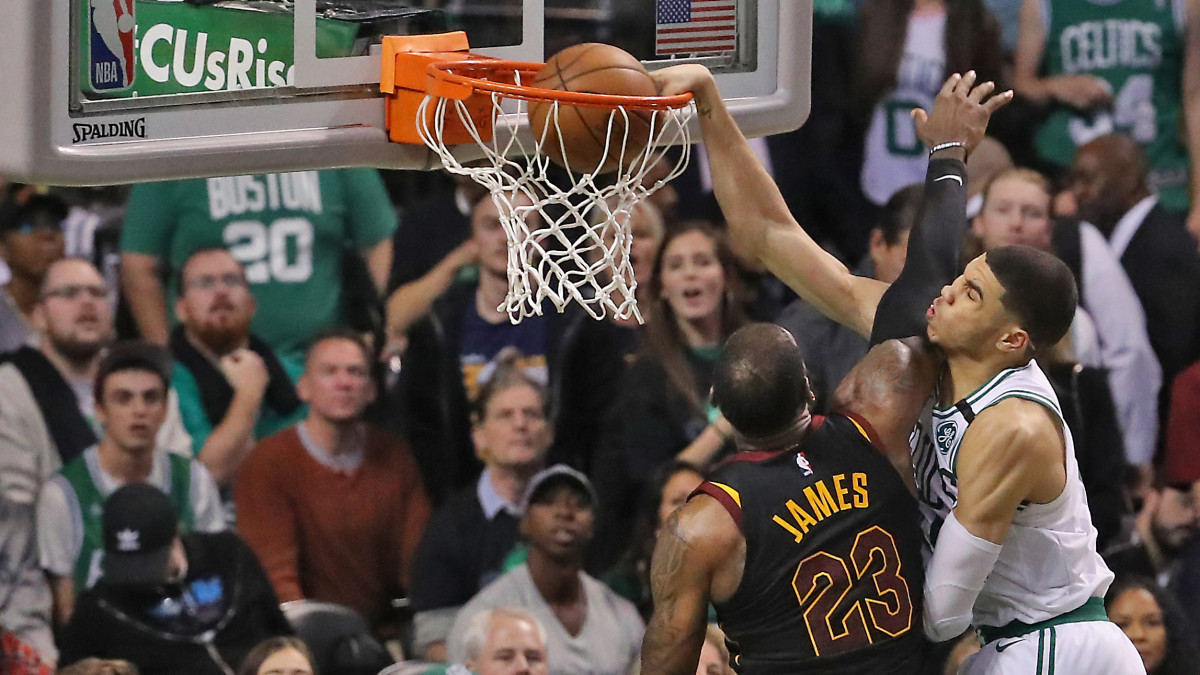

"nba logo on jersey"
[796, 452, 813, 476]
[935, 421, 957, 455]
[88, 0, 136, 91]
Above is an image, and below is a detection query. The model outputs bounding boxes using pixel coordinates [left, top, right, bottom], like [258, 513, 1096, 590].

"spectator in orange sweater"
[234, 329, 431, 632]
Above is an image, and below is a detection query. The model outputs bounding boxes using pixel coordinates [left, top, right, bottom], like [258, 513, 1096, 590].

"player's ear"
[996, 327, 1029, 355]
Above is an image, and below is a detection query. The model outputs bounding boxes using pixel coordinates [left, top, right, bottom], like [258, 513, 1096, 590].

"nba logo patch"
[88, 0, 136, 90]
[796, 452, 813, 477]
[935, 421, 957, 455]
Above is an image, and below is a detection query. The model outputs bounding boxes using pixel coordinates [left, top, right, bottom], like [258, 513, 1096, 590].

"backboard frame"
[0, 0, 811, 186]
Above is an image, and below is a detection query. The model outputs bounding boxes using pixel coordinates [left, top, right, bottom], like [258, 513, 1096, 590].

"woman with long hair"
[633, 221, 748, 467]
[855, 0, 1005, 207]
[591, 222, 747, 569]
[1105, 576, 1200, 675]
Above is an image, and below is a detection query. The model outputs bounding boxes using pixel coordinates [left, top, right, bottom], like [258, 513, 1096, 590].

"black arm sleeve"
[869, 158, 968, 346]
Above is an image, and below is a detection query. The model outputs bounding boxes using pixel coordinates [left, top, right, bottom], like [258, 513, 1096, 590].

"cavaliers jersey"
[909, 360, 1114, 629]
[691, 414, 928, 674]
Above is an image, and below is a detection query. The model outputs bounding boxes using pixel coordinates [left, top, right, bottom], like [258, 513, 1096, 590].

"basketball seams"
[531, 42, 605, 87]
[528, 43, 657, 173]
[559, 66, 658, 91]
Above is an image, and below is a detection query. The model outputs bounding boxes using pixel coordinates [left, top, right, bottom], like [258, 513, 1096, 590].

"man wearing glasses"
[36, 341, 225, 631]
[170, 248, 305, 494]
[0, 260, 192, 666]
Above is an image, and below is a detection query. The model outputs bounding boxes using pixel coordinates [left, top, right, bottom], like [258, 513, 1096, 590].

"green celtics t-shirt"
[121, 169, 397, 359]
[1036, 0, 1190, 209]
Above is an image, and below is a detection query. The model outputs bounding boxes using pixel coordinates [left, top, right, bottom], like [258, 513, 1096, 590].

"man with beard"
[171, 249, 305, 488]
[1104, 479, 1199, 589]
[37, 343, 225, 628]
[0, 260, 192, 666]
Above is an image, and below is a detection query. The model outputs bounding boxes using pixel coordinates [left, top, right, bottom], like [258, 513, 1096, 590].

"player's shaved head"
[713, 323, 811, 439]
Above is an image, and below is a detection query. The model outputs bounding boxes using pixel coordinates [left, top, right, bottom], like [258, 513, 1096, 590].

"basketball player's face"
[468, 617, 548, 675]
[972, 177, 1052, 252]
[659, 230, 726, 323]
[1109, 588, 1167, 672]
[474, 384, 551, 469]
[925, 255, 1015, 354]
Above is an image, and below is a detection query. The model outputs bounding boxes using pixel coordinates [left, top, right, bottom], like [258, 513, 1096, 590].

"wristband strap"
[929, 141, 966, 156]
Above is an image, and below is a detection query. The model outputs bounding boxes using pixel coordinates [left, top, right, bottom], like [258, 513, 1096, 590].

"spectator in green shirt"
[119, 170, 397, 360]
[170, 248, 305, 488]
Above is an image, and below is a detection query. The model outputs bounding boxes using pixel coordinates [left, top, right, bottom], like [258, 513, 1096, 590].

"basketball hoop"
[381, 34, 695, 324]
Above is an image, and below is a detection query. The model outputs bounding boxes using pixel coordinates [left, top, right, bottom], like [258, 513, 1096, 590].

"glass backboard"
[0, 0, 811, 185]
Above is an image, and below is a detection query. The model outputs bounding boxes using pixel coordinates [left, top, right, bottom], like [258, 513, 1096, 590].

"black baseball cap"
[102, 484, 179, 587]
[0, 193, 68, 236]
[520, 465, 598, 512]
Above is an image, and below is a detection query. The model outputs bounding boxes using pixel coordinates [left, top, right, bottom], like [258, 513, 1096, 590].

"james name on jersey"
[770, 471, 872, 544]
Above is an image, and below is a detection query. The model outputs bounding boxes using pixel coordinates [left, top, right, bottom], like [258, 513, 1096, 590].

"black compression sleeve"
[869, 158, 968, 346]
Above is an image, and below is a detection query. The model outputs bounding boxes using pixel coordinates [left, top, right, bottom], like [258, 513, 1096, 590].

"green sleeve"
[172, 364, 214, 457]
[338, 168, 398, 250]
[119, 181, 180, 257]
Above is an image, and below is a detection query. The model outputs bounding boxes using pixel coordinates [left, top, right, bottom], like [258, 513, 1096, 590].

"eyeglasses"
[41, 284, 107, 301]
[185, 273, 248, 291]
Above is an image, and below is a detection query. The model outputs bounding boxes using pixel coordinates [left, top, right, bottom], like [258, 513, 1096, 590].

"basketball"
[528, 43, 659, 174]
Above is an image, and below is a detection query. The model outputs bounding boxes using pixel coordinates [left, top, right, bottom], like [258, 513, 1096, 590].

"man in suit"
[1068, 134, 1200, 424]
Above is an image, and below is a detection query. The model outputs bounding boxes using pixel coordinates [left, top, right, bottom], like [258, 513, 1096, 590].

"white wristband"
[929, 141, 967, 156]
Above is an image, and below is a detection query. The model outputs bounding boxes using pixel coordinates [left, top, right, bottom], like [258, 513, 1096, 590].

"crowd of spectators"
[4, 0, 1200, 671]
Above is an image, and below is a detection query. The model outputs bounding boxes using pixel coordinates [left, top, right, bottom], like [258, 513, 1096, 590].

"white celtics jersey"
[910, 360, 1115, 629]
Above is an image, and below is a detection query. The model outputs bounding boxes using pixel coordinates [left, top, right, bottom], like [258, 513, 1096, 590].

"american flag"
[655, 0, 738, 56]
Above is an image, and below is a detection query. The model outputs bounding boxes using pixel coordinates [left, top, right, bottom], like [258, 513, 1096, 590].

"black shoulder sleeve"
[870, 158, 968, 346]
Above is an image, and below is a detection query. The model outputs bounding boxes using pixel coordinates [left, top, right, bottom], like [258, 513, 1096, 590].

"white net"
[416, 79, 694, 324]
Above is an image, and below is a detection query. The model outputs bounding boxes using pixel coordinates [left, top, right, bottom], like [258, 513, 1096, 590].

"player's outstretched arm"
[831, 337, 941, 493]
[870, 72, 1013, 345]
[641, 496, 742, 675]
[923, 399, 1067, 641]
[652, 65, 886, 336]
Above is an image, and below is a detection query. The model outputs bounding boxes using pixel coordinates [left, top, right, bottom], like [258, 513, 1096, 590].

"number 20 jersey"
[691, 413, 928, 674]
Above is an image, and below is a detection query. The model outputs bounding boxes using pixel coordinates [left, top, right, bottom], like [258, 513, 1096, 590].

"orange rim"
[425, 59, 694, 111]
